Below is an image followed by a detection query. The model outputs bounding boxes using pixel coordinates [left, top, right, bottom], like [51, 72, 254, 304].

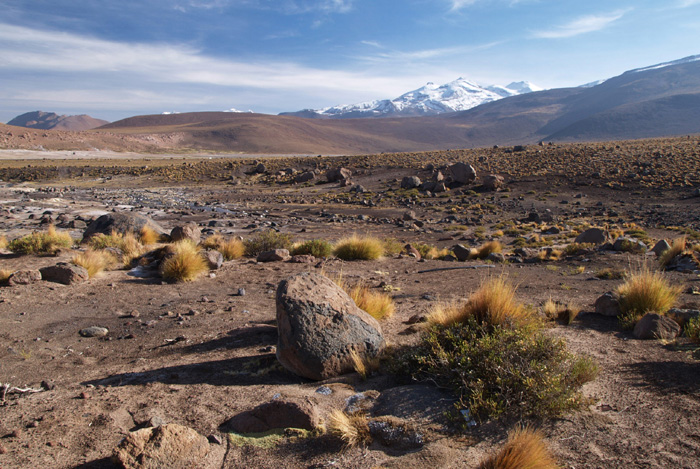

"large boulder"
[482, 174, 505, 191]
[112, 423, 209, 469]
[575, 228, 608, 245]
[83, 212, 166, 240]
[170, 222, 201, 244]
[446, 162, 477, 185]
[40, 263, 89, 285]
[276, 272, 385, 380]
[325, 167, 352, 183]
[401, 176, 421, 190]
[633, 313, 681, 340]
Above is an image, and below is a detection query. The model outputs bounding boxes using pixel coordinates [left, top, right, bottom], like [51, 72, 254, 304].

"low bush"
[616, 268, 681, 319]
[685, 316, 700, 342]
[161, 240, 208, 282]
[563, 242, 594, 256]
[382, 238, 404, 256]
[244, 230, 293, 257]
[392, 316, 598, 422]
[8, 225, 73, 255]
[334, 235, 384, 260]
[595, 267, 626, 280]
[71, 249, 118, 278]
[291, 239, 333, 258]
[478, 426, 558, 469]
[414, 243, 450, 260]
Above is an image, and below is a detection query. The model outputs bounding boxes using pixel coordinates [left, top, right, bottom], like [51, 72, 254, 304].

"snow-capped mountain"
[280, 78, 542, 119]
[627, 54, 700, 74]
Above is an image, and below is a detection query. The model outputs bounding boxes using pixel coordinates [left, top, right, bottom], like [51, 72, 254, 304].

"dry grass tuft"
[334, 235, 384, 261]
[426, 300, 467, 327]
[161, 240, 208, 282]
[472, 240, 503, 260]
[0, 234, 7, 250]
[0, 269, 13, 285]
[478, 426, 558, 469]
[659, 237, 687, 268]
[71, 249, 118, 278]
[290, 239, 333, 258]
[349, 283, 396, 320]
[8, 225, 73, 255]
[616, 267, 681, 319]
[349, 349, 380, 380]
[202, 234, 245, 260]
[87, 231, 144, 267]
[542, 298, 580, 324]
[139, 225, 161, 245]
[327, 410, 371, 448]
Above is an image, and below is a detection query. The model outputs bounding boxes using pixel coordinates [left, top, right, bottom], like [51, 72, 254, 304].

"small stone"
[79, 392, 91, 399]
[79, 326, 109, 338]
[595, 292, 620, 317]
[633, 313, 681, 340]
[208, 434, 223, 445]
[41, 380, 56, 391]
[237, 288, 246, 296]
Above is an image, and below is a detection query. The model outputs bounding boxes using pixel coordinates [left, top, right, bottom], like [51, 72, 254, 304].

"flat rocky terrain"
[1, 136, 699, 468]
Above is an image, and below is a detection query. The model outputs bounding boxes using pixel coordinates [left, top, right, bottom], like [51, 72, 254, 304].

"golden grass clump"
[87, 231, 145, 267]
[349, 283, 396, 320]
[139, 225, 161, 245]
[71, 249, 118, 278]
[659, 237, 687, 268]
[201, 234, 244, 260]
[541, 298, 580, 325]
[472, 240, 503, 260]
[349, 349, 381, 380]
[327, 410, 371, 448]
[161, 240, 208, 282]
[0, 234, 7, 250]
[478, 426, 558, 469]
[334, 235, 384, 260]
[8, 225, 73, 255]
[0, 269, 13, 285]
[616, 268, 681, 319]
[426, 300, 467, 327]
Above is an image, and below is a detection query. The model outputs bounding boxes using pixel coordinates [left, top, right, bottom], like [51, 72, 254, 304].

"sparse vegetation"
[478, 426, 558, 469]
[328, 410, 371, 448]
[542, 298, 580, 324]
[139, 225, 161, 245]
[71, 249, 118, 277]
[382, 237, 404, 256]
[350, 349, 380, 380]
[8, 225, 74, 255]
[348, 283, 396, 320]
[0, 235, 7, 250]
[685, 316, 700, 342]
[244, 229, 293, 257]
[596, 267, 626, 280]
[472, 240, 503, 260]
[334, 235, 384, 260]
[161, 240, 209, 282]
[616, 268, 681, 322]
[659, 237, 686, 268]
[563, 242, 594, 256]
[86, 231, 144, 267]
[291, 239, 333, 258]
[202, 234, 245, 260]
[414, 242, 449, 260]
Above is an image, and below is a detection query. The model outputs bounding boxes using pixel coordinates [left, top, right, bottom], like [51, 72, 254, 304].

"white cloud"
[449, 0, 479, 11]
[678, 0, 700, 6]
[531, 9, 629, 39]
[359, 41, 503, 62]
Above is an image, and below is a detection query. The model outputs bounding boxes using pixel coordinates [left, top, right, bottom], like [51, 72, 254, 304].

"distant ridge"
[7, 111, 109, 131]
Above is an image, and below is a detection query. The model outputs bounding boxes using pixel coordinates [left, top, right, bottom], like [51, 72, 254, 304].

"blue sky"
[1, 0, 699, 122]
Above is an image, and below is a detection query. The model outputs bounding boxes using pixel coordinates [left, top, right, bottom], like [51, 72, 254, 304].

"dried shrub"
[87, 231, 144, 267]
[382, 238, 404, 256]
[473, 240, 503, 260]
[478, 426, 558, 469]
[0, 269, 12, 285]
[541, 298, 580, 325]
[139, 225, 161, 245]
[334, 235, 384, 261]
[348, 283, 396, 320]
[8, 225, 73, 255]
[595, 267, 626, 280]
[327, 410, 371, 448]
[291, 239, 333, 258]
[202, 234, 244, 260]
[350, 349, 380, 380]
[244, 230, 293, 257]
[0, 235, 7, 250]
[71, 249, 118, 278]
[161, 240, 208, 282]
[616, 268, 681, 318]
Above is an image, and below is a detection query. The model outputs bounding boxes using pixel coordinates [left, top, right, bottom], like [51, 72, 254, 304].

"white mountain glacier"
[281, 78, 542, 118]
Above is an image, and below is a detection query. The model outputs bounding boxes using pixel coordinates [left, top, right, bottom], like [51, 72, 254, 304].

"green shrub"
[244, 230, 293, 257]
[291, 239, 333, 258]
[392, 317, 597, 422]
[8, 225, 73, 255]
[685, 316, 700, 342]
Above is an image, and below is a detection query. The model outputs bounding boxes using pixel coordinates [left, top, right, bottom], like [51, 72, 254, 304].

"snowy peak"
[282, 77, 541, 119]
[627, 54, 700, 74]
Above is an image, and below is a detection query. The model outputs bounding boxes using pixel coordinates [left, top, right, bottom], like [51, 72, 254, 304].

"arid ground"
[1, 136, 699, 468]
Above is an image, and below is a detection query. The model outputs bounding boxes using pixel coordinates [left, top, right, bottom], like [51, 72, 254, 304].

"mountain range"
[7, 111, 109, 131]
[280, 79, 542, 118]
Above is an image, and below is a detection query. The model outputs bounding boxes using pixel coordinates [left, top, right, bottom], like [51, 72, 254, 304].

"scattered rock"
[613, 237, 647, 253]
[40, 263, 89, 285]
[651, 239, 671, 256]
[7, 269, 42, 286]
[400, 176, 421, 190]
[373, 384, 456, 424]
[276, 272, 385, 380]
[79, 326, 109, 338]
[452, 244, 472, 262]
[482, 174, 504, 191]
[170, 222, 201, 244]
[223, 399, 320, 433]
[200, 250, 224, 269]
[446, 162, 477, 185]
[368, 418, 423, 450]
[112, 423, 209, 469]
[633, 313, 681, 340]
[575, 227, 608, 245]
[294, 171, 316, 184]
[290, 254, 316, 263]
[82, 212, 166, 240]
[326, 167, 351, 183]
[595, 292, 620, 316]
[257, 249, 291, 262]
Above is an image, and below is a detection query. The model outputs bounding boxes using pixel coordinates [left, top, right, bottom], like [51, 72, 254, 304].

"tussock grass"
[350, 349, 380, 380]
[202, 234, 244, 260]
[139, 225, 161, 245]
[595, 267, 626, 280]
[349, 283, 396, 320]
[472, 240, 503, 260]
[161, 240, 208, 282]
[86, 231, 144, 267]
[563, 242, 594, 256]
[334, 235, 384, 261]
[0, 269, 13, 285]
[244, 230, 293, 257]
[71, 249, 118, 278]
[0, 235, 7, 250]
[290, 239, 333, 258]
[616, 267, 681, 319]
[478, 426, 558, 469]
[327, 410, 371, 448]
[542, 298, 580, 325]
[426, 300, 467, 327]
[382, 238, 404, 256]
[659, 237, 687, 268]
[414, 243, 450, 260]
[8, 225, 73, 255]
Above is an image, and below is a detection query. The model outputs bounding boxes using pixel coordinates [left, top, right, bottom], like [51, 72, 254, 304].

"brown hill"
[7, 111, 109, 131]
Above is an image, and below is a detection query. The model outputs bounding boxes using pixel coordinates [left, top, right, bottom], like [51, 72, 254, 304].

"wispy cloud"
[359, 41, 503, 62]
[678, 0, 700, 7]
[449, 0, 478, 11]
[531, 9, 629, 39]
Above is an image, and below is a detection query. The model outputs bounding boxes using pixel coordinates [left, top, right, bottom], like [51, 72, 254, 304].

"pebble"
[79, 326, 109, 338]
[315, 386, 333, 396]
[237, 287, 246, 296]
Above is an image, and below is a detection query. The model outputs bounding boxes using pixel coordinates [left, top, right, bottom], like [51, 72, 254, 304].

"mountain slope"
[281, 78, 541, 119]
[7, 111, 109, 131]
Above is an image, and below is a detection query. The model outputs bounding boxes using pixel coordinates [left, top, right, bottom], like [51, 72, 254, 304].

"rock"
[403, 244, 421, 260]
[446, 162, 477, 185]
[667, 308, 700, 327]
[400, 176, 421, 190]
[368, 418, 424, 450]
[326, 167, 351, 183]
[486, 252, 505, 263]
[666, 254, 700, 272]
[373, 384, 456, 424]
[290, 254, 316, 263]
[170, 222, 201, 244]
[112, 423, 209, 469]
[452, 244, 472, 262]
[526, 211, 554, 223]
[7, 269, 42, 286]
[595, 292, 620, 317]
[40, 263, 89, 285]
[633, 313, 681, 340]
[200, 250, 224, 269]
[276, 272, 385, 380]
[80, 326, 109, 338]
[294, 171, 315, 184]
[432, 181, 447, 193]
[651, 239, 671, 256]
[257, 249, 291, 262]
[613, 237, 647, 253]
[575, 227, 608, 245]
[350, 184, 367, 193]
[482, 174, 504, 191]
[254, 163, 267, 174]
[223, 399, 320, 433]
[82, 212, 166, 240]
[402, 210, 416, 221]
